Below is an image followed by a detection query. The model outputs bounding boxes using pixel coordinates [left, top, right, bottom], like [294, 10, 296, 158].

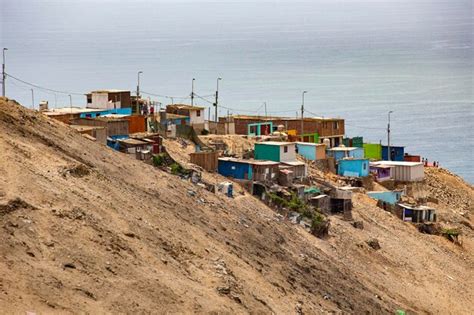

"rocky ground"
[0, 97, 473, 314]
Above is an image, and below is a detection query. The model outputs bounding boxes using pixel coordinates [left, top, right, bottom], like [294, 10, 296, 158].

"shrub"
[170, 163, 185, 175]
[310, 212, 329, 238]
[152, 153, 167, 167]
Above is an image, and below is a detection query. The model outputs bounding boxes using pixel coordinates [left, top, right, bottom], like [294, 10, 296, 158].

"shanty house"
[71, 117, 129, 137]
[327, 146, 364, 162]
[363, 143, 382, 160]
[254, 141, 296, 162]
[398, 204, 436, 223]
[248, 122, 273, 136]
[166, 104, 205, 130]
[371, 161, 424, 182]
[218, 157, 279, 182]
[86, 90, 132, 109]
[69, 125, 107, 145]
[369, 163, 394, 182]
[280, 161, 307, 179]
[79, 108, 132, 118]
[382, 145, 405, 161]
[296, 142, 326, 160]
[367, 191, 403, 205]
[337, 158, 369, 177]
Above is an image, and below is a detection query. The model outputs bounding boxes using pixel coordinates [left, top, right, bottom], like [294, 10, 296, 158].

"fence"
[189, 151, 219, 172]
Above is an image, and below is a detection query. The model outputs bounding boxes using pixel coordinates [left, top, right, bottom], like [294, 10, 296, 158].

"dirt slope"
[0, 98, 473, 314]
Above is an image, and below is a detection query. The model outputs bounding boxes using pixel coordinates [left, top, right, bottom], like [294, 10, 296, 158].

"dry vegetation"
[0, 98, 473, 314]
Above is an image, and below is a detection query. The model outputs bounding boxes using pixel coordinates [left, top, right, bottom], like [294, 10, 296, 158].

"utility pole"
[387, 110, 393, 161]
[136, 71, 143, 114]
[69, 94, 72, 113]
[301, 91, 307, 136]
[214, 77, 221, 124]
[264, 102, 267, 117]
[191, 78, 195, 106]
[2, 48, 8, 97]
[31, 89, 34, 109]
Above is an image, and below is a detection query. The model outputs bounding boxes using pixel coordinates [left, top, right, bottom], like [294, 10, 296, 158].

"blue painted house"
[254, 142, 296, 162]
[367, 191, 403, 205]
[296, 142, 326, 161]
[218, 157, 280, 182]
[337, 158, 369, 177]
[327, 146, 364, 162]
[218, 158, 252, 180]
[382, 145, 405, 161]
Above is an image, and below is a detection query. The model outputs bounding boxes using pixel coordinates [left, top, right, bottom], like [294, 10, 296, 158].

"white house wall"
[279, 144, 296, 162]
[189, 109, 205, 125]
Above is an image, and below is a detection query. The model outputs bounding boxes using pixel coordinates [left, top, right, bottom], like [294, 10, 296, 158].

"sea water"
[2, 0, 472, 182]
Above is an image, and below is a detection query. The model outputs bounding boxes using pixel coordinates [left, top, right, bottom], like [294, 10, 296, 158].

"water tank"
[323, 138, 331, 148]
[277, 124, 285, 131]
[39, 101, 48, 111]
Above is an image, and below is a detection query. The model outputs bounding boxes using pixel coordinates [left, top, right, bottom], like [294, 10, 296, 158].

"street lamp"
[214, 77, 222, 123]
[191, 78, 195, 106]
[387, 110, 393, 161]
[2, 48, 8, 97]
[136, 71, 143, 113]
[31, 89, 34, 109]
[301, 91, 308, 136]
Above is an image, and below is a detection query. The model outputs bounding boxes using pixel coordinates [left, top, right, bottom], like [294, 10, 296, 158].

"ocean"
[1, 0, 473, 182]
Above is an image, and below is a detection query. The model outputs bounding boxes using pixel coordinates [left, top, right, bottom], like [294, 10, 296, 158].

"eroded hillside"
[0, 98, 473, 314]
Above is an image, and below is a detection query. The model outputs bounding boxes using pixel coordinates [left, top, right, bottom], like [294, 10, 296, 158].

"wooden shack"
[190, 151, 219, 172]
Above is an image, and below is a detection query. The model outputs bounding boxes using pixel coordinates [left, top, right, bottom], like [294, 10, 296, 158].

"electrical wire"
[5, 72, 84, 96]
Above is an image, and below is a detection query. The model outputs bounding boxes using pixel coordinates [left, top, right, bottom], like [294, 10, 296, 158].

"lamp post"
[214, 77, 222, 123]
[301, 91, 307, 136]
[387, 110, 393, 161]
[31, 89, 34, 109]
[191, 78, 195, 106]
[2, 48, 8, 97]
[136, 71, 143, 114]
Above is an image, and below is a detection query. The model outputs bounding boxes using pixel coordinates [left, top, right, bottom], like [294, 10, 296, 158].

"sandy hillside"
[0, 98, 473, 314]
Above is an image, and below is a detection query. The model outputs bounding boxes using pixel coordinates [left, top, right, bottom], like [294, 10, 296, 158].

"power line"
[5, 72, 84, 96]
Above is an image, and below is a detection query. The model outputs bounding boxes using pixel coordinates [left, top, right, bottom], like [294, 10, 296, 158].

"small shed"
[327, 146, 364, 162]
[190, 151, 219, 172]
[280, 161, 307, 179]
[254, 141, 296, 162]
[338, 158, 369, 177]
[69, 125, 107, 145]
[367, 191, 403, 205]
[397, 204, 436, 223]
[310, 194, 330, 213]
[382, 145, 405, 161]
[369, 163, 394, 182]
[296, 142, 326, 160]
[118, 138, 150, 154]
[371, 161, 424, 182]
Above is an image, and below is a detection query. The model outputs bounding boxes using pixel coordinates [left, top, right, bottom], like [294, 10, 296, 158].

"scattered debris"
[0, 198, 36, 216]
[366, 238, 381, 250]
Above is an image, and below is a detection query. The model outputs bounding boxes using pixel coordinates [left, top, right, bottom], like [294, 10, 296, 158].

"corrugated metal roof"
[218, 157, 279, 166]
[372, 161, 423, 167]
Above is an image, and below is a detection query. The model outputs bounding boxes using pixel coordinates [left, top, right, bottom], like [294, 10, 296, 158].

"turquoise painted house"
[254, 141, 296, 162]
[248, 122, 273, 136]
[327, 147, 364, 162]
[367, 191, 403, 205]
[337, 158, 369, 177]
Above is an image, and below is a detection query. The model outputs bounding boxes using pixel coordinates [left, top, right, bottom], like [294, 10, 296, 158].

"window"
[284, 146, 288, 153]
[196, 110, 201, 117]
[333, 121, 339, 129]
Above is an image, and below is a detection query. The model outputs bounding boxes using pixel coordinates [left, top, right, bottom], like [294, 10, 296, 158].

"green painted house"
[254, 141, 296, 162]
[363, 143, 382, 160]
